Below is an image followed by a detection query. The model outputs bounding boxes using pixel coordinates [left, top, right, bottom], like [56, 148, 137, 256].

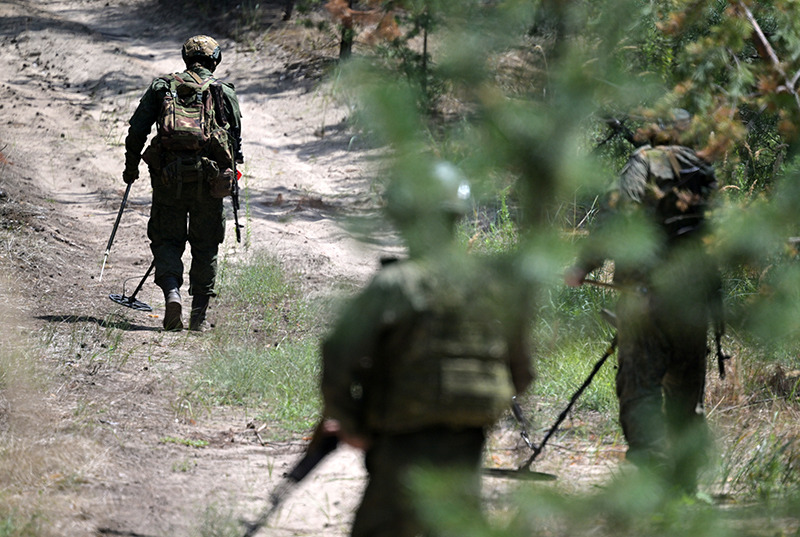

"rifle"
[241, 421, 339, 537]
[594, 116, 647, 152]
[709, 271, 730, 379]
[210, 85, 244, 244]
[231, 157, 243, 244]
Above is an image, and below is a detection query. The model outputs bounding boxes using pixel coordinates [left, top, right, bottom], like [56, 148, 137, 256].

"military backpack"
[619, 144, 717, 240]
[142, 71, 235, 198]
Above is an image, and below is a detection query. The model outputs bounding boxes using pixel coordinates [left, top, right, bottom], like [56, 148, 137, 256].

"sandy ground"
[0, 1, 618, 535]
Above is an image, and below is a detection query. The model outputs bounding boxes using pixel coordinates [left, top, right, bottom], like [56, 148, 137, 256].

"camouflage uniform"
[573, 144, 720, 492]
[322, 252, 533, 537]
[123, 64, 241, 303]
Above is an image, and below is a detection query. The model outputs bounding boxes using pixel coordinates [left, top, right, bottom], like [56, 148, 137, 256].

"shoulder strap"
[199, 77, 217, 93]
[666, 148, 682, 178]
[185, 70, 203, 85]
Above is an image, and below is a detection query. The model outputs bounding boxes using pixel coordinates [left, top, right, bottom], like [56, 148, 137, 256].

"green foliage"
[412, 464, 736, 537]
[411, 461, 800, 536]
[300, 0, 800, 529]
[719, 427, 800, 501]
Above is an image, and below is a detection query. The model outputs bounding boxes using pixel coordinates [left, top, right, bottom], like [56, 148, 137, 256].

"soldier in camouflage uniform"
[122, 35, 243, 331]
[321, 163, 534, 537]
[565, 112, 721, 493]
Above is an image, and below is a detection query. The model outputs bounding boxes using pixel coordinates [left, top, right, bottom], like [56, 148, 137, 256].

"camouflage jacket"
[124, 66, 241, 174]
[321, 252, 534, 438]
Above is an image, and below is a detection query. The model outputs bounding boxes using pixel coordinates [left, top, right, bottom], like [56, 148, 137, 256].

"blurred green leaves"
[333, 0, 800, 353]
[312, 0, 800, 525]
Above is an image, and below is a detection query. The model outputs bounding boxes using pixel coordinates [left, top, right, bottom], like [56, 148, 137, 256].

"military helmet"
[181, 35, 222, 67]
[385, 160, 472, 226]
[433, 161, 472, 215]
[636, 107, 693, 145]
[660, 108, 691, 130]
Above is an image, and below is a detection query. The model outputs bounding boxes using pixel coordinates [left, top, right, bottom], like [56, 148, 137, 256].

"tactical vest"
[364, 262, 516, 432]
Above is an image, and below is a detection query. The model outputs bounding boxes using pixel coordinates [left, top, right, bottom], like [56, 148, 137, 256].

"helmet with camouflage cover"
[181, 35, 222, 70]
[636, 108, 693, 146]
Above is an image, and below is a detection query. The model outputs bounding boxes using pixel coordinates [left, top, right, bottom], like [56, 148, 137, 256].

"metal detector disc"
[109, 293, 153, 312]
[483, 467, 557, 481]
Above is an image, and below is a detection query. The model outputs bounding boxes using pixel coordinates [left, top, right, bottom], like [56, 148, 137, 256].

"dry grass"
[704, 340, 800, 503]
[0, 270, 108, 534]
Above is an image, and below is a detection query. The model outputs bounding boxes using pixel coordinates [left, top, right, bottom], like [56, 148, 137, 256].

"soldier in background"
[565, 110, 722, 494]
[321, 162, 534, 537]
[122, 35, 243, 331]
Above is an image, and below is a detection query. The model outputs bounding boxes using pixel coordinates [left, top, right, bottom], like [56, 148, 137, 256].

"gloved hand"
[123, 152, 140, 184]
[122, 169, 138, 184]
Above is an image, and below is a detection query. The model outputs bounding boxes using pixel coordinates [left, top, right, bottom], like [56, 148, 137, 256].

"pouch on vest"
[162, 155, 203, 186]
[371, 313, 514, 432]
[209, 167, 235, 199]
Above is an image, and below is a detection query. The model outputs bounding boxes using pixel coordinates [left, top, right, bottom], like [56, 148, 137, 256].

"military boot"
[189, 294, 210, 332]
[163, 287, 183, 331]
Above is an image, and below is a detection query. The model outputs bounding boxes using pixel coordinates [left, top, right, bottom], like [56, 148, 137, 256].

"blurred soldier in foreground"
[565, 110, 721, 494]
[321, 162, 534, 536]
[122, 35, 243, 331]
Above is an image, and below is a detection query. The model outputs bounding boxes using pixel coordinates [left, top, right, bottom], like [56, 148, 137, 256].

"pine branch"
[736, 1, 800, 114]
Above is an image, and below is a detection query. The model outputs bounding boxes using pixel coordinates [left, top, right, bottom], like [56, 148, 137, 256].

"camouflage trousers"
[352, 427, 485, 537]
[615, 290, 710, 493]
[147, 175, 225, 297]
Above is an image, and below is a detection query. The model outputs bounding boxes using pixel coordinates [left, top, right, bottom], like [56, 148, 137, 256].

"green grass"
[160, 436, 209, 449]
[183, 250, 324, 434]
[530, 281, 618, 425]
[194, 502, 241, 537]
[458, 191, 520, 255]
[185, 339, 321, 433]
[535, 337, 618, 414]
[213, 251, 316, 343]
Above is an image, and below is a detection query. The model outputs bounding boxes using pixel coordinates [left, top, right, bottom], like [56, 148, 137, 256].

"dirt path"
[0, 1, 615, 535]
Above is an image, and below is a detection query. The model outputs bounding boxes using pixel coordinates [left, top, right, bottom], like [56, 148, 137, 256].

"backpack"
[619, 145, 717, 240]
[143, 71, 234, 197]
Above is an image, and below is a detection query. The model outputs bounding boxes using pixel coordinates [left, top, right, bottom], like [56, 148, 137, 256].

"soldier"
[122, 35, 243, 331]
[321, 162, 534, 537]
[565, 110, 721, 494]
